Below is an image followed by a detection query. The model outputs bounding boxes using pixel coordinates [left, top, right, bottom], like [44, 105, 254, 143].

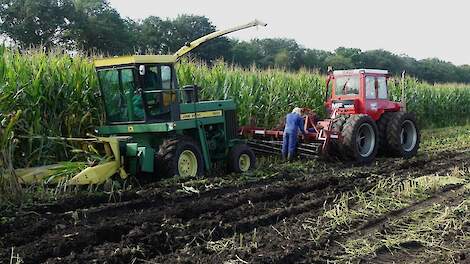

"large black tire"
[157, 138, 204, 178]
[386, 112, 420, 158]
[228, 144, 256, 173]
[376, 112, 395, 155]
[328, 115, 349, 157]
[340, 114, 379, 164]
[331, 115, 348, 132]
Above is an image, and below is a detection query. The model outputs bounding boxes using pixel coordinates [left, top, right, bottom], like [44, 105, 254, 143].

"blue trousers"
[282, 132, 298, 158]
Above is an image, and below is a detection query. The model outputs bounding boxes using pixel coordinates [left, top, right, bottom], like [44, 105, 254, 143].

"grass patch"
[331, 167, 470, 262]
[339, 197, 470, 262]
[420, 124, 470, 152]
[302, 167, 469, 247]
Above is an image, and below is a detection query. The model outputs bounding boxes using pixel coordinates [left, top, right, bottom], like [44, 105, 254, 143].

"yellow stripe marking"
[180, 110, 223, 120]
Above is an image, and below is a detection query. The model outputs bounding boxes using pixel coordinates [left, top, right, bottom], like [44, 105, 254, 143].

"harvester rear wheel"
[228, 144, 256, 173]
[341, 114, 379, 164]
[157, 138, 204, 178]
[386, 112, 420, 158]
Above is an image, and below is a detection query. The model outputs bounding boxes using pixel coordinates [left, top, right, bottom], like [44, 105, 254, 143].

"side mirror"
[139, 65, 145, 76]
[327, 66, 333, 76]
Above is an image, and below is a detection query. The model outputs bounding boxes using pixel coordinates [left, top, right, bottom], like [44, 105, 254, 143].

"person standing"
[282, 107, 308, 160]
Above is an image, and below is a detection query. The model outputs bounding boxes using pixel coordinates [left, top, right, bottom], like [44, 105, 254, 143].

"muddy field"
[1, 126, 470, 264]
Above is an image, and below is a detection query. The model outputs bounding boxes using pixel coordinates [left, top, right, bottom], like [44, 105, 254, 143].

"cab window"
[335, 75, 360, 96]
[122, 69, 144, 120]
[161, 65, 172, 89]
[98, 68, 144, 123]
[326, 76, 333, 100]
[377, 77, 388, 99]
[365, 76, 376, 99]
[141, 65, 176, 120]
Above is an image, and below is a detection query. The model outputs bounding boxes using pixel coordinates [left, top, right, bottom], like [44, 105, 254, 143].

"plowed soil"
[1, 127, 470, 264]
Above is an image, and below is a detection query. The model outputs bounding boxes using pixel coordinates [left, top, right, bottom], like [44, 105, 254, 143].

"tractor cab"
[325, 69, 402, 120]
[95, 55, 197, 125]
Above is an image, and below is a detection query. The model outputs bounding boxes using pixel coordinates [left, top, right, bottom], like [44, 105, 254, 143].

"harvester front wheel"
[158, 138, 204, 178]
[341, 114, 379, 164]
[386, 112, 420, 158]
[228, 144, 256, 173]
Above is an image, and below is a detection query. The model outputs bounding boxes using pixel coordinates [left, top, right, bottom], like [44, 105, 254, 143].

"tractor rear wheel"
[228, 144, 256, 173]
[157, 138, 204, 178]
[386, 112, 420, 158]
[340, 114, 379, 164]
[376, 112, 395, 155]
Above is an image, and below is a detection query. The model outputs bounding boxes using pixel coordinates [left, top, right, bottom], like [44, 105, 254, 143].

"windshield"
[97, 68, 145, 123]
[141, 65, 176, 120]
[335, 75, 360, 96]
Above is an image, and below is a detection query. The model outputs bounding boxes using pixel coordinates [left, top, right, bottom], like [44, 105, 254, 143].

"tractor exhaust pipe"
[401, 70, 407, 112]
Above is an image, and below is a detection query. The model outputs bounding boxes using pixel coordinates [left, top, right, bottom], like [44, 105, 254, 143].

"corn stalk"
[0, 111, 22, 204]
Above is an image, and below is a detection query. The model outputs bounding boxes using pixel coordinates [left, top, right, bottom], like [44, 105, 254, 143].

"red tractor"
[240, 69, 420, 164]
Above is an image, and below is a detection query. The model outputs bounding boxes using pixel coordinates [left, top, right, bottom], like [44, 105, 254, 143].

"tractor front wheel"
[157, 138, 204, 178]
[228, 144, 256, 173]
[386, 112, 420, 158]
[340, 114, 379, 164]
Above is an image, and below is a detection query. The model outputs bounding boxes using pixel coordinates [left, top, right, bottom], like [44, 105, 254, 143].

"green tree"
[302, 49, 332, 71]
[169, 14, 231, 61]
[274, 49, 289, 68]
[236, 38, 303, 69]
[335, 47, 362, 65]
[417, 58, 458, 83]
[230, 40, 262, 67]
[324, 54, 354, 70]
[139, 16, 173, 54]
[0, 0, 75, 48]
[70, 0, 133, 55]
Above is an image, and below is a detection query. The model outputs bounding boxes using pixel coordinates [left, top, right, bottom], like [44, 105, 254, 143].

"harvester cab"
[86, 20, 267, 183]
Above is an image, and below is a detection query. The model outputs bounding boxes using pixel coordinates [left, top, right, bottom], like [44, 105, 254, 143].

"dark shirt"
[284, 113, 305, 134]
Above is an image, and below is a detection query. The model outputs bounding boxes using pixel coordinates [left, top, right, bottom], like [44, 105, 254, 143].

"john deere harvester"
[14, 20, 266, 185]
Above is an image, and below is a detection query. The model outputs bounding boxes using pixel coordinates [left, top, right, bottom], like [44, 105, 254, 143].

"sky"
[108, 0, 470, 65]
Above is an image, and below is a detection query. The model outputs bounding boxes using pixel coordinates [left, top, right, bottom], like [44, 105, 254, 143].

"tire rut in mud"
[1, 148, 469, 264]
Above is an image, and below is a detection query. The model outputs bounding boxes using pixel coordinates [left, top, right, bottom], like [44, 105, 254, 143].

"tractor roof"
[94, 55, 177, 68]
[333, 69, 389, 75]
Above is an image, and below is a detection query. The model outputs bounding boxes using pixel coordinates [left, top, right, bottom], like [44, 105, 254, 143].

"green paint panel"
[98, 116, 225, 134]
[98, 122, 175, 135]
[180, 100, 236, 113]
[138, 147, 155, 173]
[174, 116, 225, 130]
[126, 143, 138, 156]
[95, 97, 239, 176]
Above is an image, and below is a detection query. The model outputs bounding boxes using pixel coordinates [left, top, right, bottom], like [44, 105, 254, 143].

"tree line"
[1, 0, 469, 84]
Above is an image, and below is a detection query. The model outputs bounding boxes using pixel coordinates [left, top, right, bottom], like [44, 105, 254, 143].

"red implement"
[239, 108, 341, 157]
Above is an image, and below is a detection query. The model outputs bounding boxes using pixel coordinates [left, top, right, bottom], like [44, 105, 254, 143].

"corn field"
[0, 48, 469, 167]
[0, 47, 100, 168]
[179, 62, 470, 128]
